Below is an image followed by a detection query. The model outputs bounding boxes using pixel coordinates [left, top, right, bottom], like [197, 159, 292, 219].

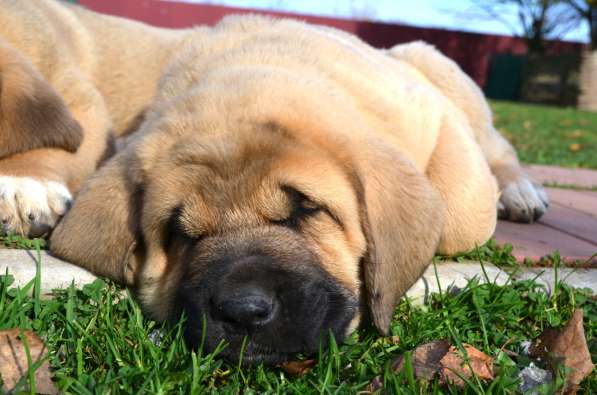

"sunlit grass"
[1, 249, 595, 393]
[491, 100, 597, 169]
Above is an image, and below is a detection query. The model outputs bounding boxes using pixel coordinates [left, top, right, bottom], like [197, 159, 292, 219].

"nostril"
[214, 290, 276, 328]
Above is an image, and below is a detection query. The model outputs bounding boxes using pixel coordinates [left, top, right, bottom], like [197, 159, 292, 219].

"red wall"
[78, 0, 584, 87]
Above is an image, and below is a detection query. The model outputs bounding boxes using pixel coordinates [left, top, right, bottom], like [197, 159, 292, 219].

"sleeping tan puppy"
[0, 0, 548, 364]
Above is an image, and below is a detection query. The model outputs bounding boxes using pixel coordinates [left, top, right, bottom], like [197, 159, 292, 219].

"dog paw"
[0, 176, 72, 238]
[498, 178, 549, 223]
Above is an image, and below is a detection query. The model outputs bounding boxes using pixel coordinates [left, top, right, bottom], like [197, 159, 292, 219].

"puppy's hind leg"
[475, 119, 549, 223]
[387, 41, 549, 222]
[426, 112, 498, 255]
[0, 68, 113, 238]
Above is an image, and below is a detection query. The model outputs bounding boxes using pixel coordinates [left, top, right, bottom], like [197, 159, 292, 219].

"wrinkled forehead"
[137, 132, 356, 227]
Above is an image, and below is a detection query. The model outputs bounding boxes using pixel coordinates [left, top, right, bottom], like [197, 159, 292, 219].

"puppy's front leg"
[0, 166, 72, 238]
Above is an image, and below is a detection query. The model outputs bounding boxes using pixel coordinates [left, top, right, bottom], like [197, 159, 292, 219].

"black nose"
[213, 286, 277, 328]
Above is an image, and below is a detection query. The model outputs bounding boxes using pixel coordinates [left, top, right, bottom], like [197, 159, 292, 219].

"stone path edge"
[1, 250, 595, 300]
[0, 249, 96, 296]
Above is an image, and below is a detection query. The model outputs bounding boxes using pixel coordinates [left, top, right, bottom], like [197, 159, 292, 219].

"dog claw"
[0, 176, 72, 237]
[498, 178, 549, 223]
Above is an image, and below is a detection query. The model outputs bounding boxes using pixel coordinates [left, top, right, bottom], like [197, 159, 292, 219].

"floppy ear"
[0, 41, 83, 158]
[355, 141, 445, 335]
[50, 152, 141, 286]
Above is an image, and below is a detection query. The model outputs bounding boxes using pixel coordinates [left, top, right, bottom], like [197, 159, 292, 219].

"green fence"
[484, 54, 527, 101]
[485, 53, 581, 106]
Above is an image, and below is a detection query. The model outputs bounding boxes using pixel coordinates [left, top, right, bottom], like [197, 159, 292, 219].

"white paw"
[498, 178, 549, 223]
[0, 176, 72, 237]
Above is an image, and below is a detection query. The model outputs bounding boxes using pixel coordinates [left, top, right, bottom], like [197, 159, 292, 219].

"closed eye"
[271, 185, 325, 228]
[163, 205, 204, 248]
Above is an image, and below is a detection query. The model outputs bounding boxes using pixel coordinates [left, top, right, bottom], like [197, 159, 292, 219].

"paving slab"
[538, 203, 597, 245]
[513, 267, 597, 294]
[406, 262, 596, 303]
[3, 250, 511, 301]
[1, 250, 593, 307]
[494, 220, 597, 264]
[546, 187, 597, 218]
[524, 164, 597, 189]
[0, 249, 96, 295]
[494, 186, 597, 264]
[406, 261, 509, 302]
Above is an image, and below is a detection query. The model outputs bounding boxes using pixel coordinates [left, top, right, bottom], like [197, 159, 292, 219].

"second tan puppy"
[0, 1, 548, 363]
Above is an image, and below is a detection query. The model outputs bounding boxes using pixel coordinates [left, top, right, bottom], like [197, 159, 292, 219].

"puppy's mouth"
[173, 240, 358, 365]
[219, 337, 299, 365]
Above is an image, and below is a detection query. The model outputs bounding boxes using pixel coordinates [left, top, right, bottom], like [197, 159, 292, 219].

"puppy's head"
[51, 92, 445, 364]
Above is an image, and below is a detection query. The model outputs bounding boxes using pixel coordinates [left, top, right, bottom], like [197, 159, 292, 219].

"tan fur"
[1, 2, 534, 334]
[0, 39, 82, 159]
[0, 0, 182, 191]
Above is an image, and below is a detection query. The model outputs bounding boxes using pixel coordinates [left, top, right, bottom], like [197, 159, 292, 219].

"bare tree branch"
[561, 0, 597, 49]
[451, 0, 584, 53]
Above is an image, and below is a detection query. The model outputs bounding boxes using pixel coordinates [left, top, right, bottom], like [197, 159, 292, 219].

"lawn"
[490, 100, 597, 169]
[1, 101, 596, 393]
[1, 242, 596, 393]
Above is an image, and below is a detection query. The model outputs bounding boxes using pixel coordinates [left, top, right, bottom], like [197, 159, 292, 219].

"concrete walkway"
[407, 261, 597, 302]
[0, 250, 96, 296]
[525, 164, 597, 189]
[494, 166, 597, 265]
[1, 250, 595, 300]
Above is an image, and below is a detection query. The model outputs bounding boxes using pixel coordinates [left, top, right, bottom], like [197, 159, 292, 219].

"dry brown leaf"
[367, 340, 451, 392]
[365, 375, 384, 393]
[367, 341, 495, 391]
[530, 309, 592, 394]
[394, 340, 451, 380]
[0, 328, 58, 394]
[439, 344, 494, 387]
[279, 359, 317, 377]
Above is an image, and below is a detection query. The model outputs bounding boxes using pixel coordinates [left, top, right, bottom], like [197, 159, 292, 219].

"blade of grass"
[33, 239, 42, 319]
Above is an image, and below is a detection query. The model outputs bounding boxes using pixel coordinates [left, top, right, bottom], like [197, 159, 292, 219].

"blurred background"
[74, 0, 597, 110]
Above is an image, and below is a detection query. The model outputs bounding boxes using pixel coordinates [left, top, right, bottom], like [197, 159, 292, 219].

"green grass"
[0, 234, 46, 250]
[1, 248, 595, 394]
[437, 239, 519, 267]
[490, 100, 597, 169]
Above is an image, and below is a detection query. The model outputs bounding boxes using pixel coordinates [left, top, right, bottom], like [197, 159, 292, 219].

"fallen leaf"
[393, 340, 451, 380]
[569, 143, 582, 152]
[367, 341, 495, 391]
[0, 328, 58, 394]
[279, 359, 317, 377]
[530, 309, 592, 394]
[366, 375, 384, 393]
[439, 344, 494, 386]
[367, 340, 451, 392]
[390, 335, 400, 345]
